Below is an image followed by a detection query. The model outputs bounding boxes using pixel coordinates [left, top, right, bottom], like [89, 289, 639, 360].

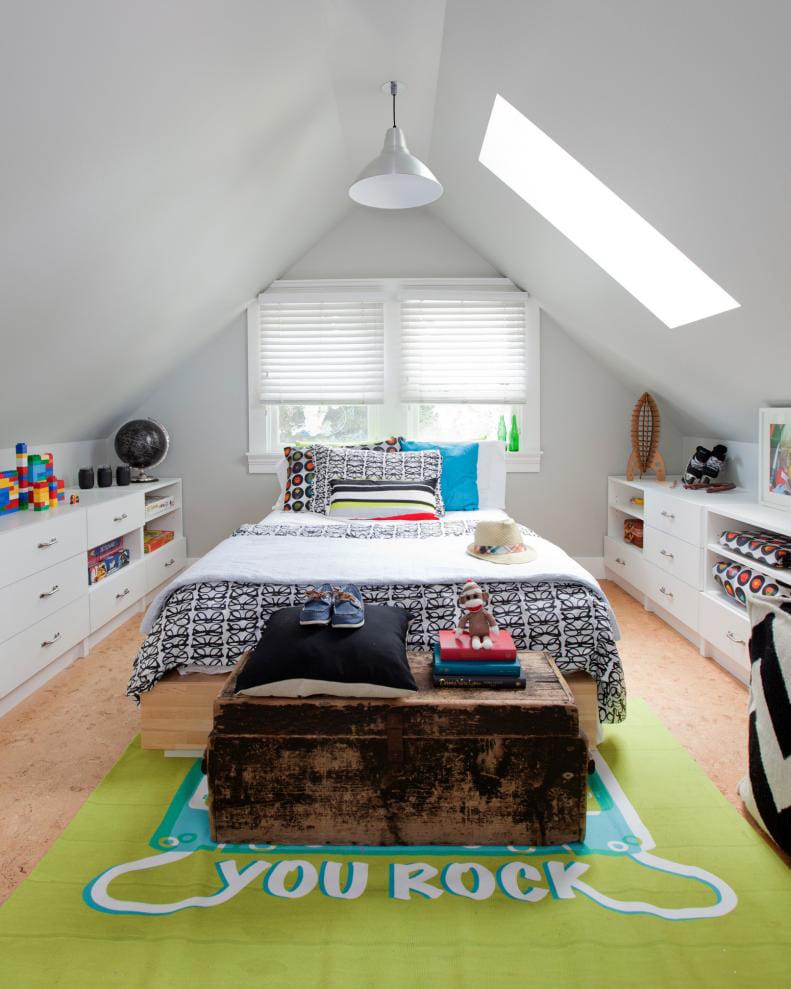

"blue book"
[432, 642, 522, 678]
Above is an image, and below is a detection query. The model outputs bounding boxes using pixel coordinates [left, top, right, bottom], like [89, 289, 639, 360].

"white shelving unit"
[0, 478, 187, 716]
[605, 476, 791, 684]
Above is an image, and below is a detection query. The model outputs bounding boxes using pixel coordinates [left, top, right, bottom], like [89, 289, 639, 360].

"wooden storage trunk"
[207, 651, 587, 847]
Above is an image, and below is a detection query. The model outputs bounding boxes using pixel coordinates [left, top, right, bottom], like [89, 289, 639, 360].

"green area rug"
[1, 699, 789, 988]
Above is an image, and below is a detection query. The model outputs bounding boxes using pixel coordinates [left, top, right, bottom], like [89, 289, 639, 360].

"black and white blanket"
[129, 515, 626, 723]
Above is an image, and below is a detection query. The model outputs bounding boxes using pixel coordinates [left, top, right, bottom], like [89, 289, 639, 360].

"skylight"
[479, 95, 739, 329]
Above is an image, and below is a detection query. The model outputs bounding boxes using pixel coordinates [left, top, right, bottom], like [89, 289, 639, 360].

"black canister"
[78, 467, 95, 490]
[116, 465, 131, 486]
[97, 465, 113, 488]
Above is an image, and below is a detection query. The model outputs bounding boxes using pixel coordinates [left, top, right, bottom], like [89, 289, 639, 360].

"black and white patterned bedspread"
[129, 519, 626, 723]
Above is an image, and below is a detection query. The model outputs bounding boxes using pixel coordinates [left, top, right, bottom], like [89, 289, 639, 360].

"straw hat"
[466, 517, 537, 565]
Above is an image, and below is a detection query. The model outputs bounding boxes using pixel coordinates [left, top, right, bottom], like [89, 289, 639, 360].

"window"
[247, 279, 540, 472]
[479, 94, 739, 329]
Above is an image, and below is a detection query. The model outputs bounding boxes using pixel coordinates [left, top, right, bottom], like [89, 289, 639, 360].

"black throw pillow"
[235, 605, 417, 698]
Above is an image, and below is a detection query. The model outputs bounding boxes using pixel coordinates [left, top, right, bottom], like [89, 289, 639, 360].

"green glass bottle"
[497, 415, 507, 443]
[508, 414, 520, 452]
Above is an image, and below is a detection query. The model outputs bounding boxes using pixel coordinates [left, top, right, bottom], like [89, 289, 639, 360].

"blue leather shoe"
[331, 584, 365, 629]
[299, 583, 333, 625]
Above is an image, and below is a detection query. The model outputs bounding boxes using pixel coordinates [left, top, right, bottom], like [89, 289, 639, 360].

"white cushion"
[476, 440, 506, 510]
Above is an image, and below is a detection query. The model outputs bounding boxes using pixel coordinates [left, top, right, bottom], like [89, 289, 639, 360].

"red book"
[438, 629, 517, 661]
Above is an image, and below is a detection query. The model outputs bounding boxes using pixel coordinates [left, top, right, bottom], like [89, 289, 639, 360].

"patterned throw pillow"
[281, 438, 401, 512]
[312, 446, 444, 517]
[712, 560, 790, 607]
[327, 477, 440, 521]
[281, 447, 316, 512]
[719, 529, 791, 570]
[738, 596, 791, 854]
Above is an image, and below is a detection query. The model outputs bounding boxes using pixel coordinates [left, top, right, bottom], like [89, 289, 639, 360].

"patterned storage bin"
[718, 529, 791, 570]
[712, 560, 790, 608]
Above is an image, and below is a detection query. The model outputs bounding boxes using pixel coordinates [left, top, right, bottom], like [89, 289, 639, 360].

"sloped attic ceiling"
[0, 0, 447, 445]
[430, 0, 791, 442]
[2, 0, 788, 448]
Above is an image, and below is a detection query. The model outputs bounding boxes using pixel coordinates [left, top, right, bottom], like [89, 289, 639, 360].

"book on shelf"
[437, 628, 517, 661]
[87, 536, 124, 566]
[432, 643, 521, 678]
[432, 675, 526, 690]
[145, 493, 177, 516]
[144, 528, 174, 553]
[88, 548, 130, 585]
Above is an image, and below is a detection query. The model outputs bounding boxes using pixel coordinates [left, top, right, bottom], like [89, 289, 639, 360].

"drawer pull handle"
[41, 632, 61, 647]
[164, 558, 176, 567]
[116, 588, 130, 600]
[39, 584, 60, 599]
[614, 557, 626, 565]
[38, 537, 58, 548]
[113, 513, 128, 523]
[660, 510, 676, 520]
[660, 549, 675, 560]
[727, 631, 747, 646]
[659, 585, 674, 599]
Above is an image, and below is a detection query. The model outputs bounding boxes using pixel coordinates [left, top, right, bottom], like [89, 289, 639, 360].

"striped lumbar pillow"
[327, 477, 439, 521]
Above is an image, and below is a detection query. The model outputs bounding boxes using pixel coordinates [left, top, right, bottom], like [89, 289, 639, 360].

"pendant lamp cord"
[392, 91, 396, 128]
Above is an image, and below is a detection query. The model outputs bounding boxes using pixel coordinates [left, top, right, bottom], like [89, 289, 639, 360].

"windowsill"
[246, 451, 542, 474]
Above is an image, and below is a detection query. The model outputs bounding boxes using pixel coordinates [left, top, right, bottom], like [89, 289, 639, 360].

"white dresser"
[0, 478, 186, 715]
[605, 476, 791, 684]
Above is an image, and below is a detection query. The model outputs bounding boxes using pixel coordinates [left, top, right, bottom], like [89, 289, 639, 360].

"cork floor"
[0, 581, 770, 904]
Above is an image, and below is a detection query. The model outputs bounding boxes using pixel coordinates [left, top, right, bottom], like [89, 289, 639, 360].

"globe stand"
[130, 467, 160, 483]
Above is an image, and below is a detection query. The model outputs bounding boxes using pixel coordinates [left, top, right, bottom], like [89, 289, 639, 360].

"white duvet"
[141, 509, 618, 638]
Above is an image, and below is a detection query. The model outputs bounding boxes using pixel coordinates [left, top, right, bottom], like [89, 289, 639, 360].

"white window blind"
[256, 297, 385, 404]
[399, 296, 528, 403]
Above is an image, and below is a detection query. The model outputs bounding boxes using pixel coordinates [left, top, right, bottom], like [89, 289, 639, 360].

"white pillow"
[476, 440, 506, 509]
[272, 456, 288, 510]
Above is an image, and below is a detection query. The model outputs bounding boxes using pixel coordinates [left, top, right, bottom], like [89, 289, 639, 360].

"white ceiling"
[1, 0, 789, 446]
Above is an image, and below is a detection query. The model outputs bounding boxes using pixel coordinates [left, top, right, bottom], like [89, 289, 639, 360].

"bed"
[130, 508, 625, 737]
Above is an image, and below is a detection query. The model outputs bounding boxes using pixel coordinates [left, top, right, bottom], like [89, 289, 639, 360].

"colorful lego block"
[16, 442, 28, 511]
[0, 469, 20, 515]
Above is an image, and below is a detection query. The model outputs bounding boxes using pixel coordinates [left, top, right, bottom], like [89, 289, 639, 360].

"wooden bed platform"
[140, 662, 600, 754]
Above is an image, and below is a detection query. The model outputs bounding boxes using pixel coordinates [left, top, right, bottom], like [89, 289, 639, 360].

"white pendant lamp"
[349, 81, 443, 209]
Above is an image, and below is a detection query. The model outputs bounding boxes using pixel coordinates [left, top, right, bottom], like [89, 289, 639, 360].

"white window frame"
[247, 277, 541, 473]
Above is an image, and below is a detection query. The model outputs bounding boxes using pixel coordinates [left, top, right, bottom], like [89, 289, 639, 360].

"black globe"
[114, 418, 169, 475]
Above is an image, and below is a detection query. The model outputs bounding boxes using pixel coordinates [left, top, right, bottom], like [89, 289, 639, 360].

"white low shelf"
[0, 478, 186, 716]
[605, 476, 791, 685]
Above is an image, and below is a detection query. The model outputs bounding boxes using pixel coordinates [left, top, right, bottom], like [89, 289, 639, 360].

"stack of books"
[432, 630, 525, 689]
[144, 528, 174, 553]
[88, 537, 130, 585]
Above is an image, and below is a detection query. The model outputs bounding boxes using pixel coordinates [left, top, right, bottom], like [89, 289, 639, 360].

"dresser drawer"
[699, 592, 751, 674]
[0, 596, 89, 699]
[644, 526, 701, 588]
[145, 537, 187, 591]
[643, 562, 699, 630]
[644, 491, 702, 547]
[0, 553, 87, 643]
[86, 492, 144, 549]
[0, 510, 86, 589]
[89, 561, 146, 632]
[604, 536, 646, 592]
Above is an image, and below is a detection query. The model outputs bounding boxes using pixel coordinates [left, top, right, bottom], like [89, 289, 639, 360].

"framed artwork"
[759, 407, 791, 510]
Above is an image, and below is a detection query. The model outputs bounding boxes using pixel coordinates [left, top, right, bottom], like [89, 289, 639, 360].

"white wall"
[285, 206, 499, 279]
[120, 208, 684, 558]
